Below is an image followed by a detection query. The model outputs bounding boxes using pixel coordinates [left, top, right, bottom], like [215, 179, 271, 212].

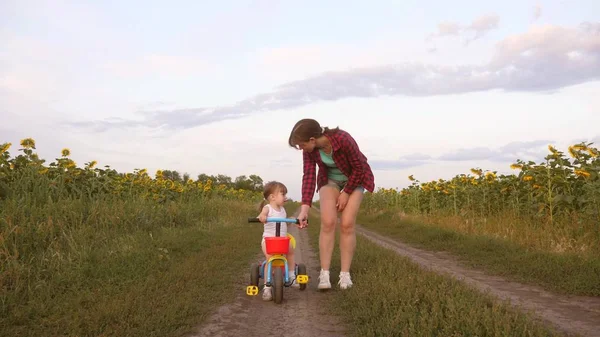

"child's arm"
[257, 205, 269, 223]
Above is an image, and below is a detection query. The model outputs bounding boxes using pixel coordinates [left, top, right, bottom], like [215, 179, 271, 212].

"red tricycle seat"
[264, 236, 289, 254]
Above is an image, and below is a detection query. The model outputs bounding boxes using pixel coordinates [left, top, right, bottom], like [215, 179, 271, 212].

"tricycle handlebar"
[248, 217, 306, 224]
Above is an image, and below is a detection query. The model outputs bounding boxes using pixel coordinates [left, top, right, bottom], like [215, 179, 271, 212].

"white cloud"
[427, 13, 500, 45]
[0, 34, 69, 102]
[533, 4, 543, 21]
[465, 14, 500, 45]
[69, 21, 600, 133]
[3, 3, 599, 202]
[104, 54, 211, 78]
[370, 140, 554, 171]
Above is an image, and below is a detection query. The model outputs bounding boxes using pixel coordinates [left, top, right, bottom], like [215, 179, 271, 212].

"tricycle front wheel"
[273, 267, 284, 304]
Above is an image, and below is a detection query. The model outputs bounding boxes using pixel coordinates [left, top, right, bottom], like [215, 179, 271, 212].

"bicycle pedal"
[246, 286, 259, 296]
[296, 275, 309, 284]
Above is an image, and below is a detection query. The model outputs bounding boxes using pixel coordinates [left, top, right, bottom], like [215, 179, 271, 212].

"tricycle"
[246, 217, 309, 304]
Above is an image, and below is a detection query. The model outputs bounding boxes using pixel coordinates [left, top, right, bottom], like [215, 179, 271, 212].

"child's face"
[271, 189, 287, 206]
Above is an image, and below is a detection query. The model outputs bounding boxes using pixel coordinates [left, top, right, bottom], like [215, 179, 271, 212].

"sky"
[1, 0, 599, 201]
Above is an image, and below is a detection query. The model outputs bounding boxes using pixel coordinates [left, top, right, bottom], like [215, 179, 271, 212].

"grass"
[357, 210, 600, 297]
[1, 197, 263, 337]
[304, 208, 563, 337]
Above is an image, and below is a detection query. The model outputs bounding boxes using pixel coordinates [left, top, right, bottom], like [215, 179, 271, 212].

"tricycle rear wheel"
[250, 263, 260, 287]
[297, 263, 307, 291]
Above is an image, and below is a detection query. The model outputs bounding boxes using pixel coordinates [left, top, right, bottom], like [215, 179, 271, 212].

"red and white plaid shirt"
[301, 129, 375, 206]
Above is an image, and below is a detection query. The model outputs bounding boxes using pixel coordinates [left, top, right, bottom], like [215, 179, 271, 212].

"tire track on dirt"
[189, 208, 346, 337]
[309, 206, 600, 336]
[356, 224, 600, 337]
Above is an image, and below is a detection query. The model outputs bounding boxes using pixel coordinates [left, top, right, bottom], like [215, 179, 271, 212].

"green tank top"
[319, 149, 348, 181]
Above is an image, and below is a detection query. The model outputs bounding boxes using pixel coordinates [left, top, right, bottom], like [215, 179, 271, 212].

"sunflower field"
[0, 137, 264, 330]
[0, 138, 261, 204]
[363, 142, 600, 253]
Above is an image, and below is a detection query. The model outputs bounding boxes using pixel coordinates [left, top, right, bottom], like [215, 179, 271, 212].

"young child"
[256, 181, 299, 301]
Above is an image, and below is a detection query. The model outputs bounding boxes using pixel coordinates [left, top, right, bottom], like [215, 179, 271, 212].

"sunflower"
[0, 142, 11, 154]
[574, 169, 591, 178]
[20, 138, 36, 149]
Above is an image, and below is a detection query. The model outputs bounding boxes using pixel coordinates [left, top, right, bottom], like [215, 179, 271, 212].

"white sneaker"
[338, 272, 353, 290]
[289, 273, 300, 288]
[262, 286, 273, 301]
[318, 269, 331, 290]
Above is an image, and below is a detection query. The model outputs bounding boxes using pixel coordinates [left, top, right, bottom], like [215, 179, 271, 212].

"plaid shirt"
[301, 129, 375, 206]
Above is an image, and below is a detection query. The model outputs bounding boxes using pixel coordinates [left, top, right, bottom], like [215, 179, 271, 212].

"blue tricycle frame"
[246, 217, 309, 304]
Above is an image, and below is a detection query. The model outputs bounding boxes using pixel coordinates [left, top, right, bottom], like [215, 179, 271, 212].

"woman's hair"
[288, 118, 340, 149]
[258, 181, 288, 211]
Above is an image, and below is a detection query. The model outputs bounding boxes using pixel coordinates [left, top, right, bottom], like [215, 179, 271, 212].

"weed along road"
[189, 207, 347, 337]
[190, 204, 600, 337]
[356, 224, 600, 337]
[313, 204, 600, 337]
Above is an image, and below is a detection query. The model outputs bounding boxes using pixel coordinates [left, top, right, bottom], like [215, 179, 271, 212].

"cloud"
[103, 54, 210, 78]
[0, 34, 71, 102]
[70, 21, 600, 132]
[427, 14, 500, 45]
[400, 153, 433, 161]
[440, 140, 553, 162]
[429, 21, 462, 38]
[567, 134, 600, 147]
[465, 14, 500, 45]
[533, 4, 543, 21]
[370, 159, 429, 171]
[438, 147, 502, 161]
[370, 152, 433, 170]
[370, 139, 555, 171]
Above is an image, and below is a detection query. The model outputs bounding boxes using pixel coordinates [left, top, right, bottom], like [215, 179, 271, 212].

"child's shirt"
[262, 204, 287, 238]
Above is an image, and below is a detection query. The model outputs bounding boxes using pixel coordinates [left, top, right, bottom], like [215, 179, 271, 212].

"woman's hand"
[337, 191, 349, 212]
[297, 205, 310, 229]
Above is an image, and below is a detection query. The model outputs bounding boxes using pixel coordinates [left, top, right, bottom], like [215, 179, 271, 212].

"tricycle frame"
[246, 216, 309, 303]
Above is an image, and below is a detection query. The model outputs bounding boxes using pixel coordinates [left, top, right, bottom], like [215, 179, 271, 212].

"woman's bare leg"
[318, 185, 339, 271]
[339, 189, 363, 273]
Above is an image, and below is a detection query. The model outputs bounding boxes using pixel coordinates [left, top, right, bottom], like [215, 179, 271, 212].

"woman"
[288, 118, 375, 290]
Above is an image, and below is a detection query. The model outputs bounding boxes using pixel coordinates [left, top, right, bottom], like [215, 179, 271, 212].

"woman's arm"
[298, 150, 316, 227]
[301, 150, 317, 206]
[341, 134, 366, 194]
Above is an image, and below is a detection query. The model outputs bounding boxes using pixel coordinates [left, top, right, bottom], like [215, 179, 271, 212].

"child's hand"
[258, 214, 267, 223]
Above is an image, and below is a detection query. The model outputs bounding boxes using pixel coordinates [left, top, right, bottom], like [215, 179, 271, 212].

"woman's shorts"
[326, 178, 365, 193]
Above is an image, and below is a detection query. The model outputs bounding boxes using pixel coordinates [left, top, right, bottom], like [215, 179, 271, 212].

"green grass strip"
[1, 200, 262, 337]
[358, 212, 600, 296]
[306, 210, 561, 337]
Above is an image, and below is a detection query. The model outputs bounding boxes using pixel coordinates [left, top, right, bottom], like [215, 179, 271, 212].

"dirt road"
[356, 224, 600, 337]
[188, 209, 347, 337]
[192, 206, 600, 337]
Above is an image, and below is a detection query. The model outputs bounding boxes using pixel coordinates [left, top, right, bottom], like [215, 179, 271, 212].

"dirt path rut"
[189, 209, 346, 337]
[356, 224, 600, 337]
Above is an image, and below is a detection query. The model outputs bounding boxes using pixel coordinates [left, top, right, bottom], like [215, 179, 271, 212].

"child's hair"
[288, 118, 340, 149]
[258, 181, 288, 211]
